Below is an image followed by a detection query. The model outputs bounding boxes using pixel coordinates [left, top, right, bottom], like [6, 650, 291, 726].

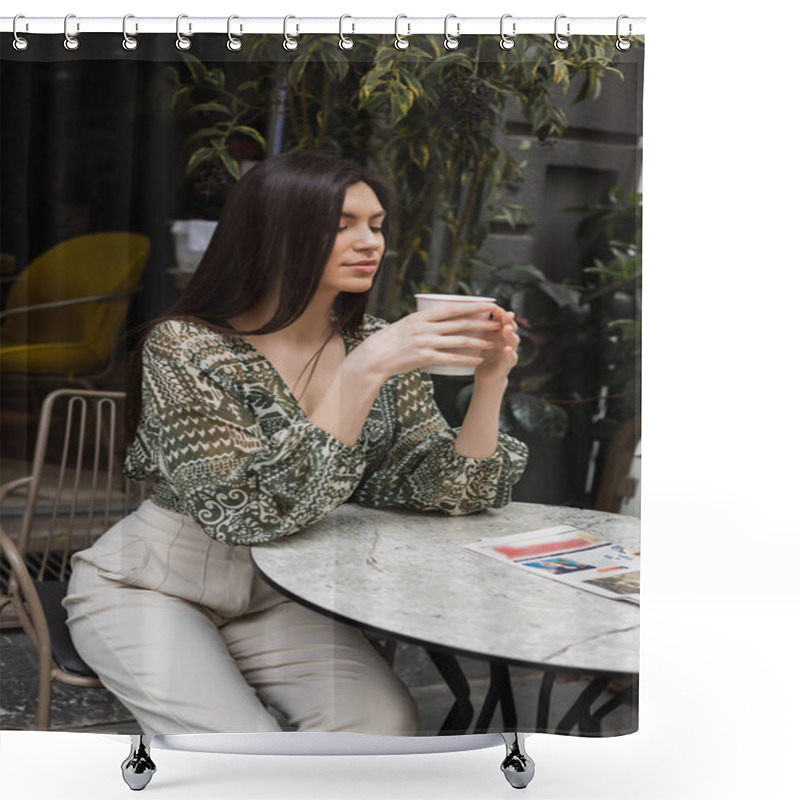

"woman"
[64, 150, 529, 736]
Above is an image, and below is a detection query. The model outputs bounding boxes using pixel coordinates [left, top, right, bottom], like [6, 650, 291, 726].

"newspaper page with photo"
[465, 525, 640, 604]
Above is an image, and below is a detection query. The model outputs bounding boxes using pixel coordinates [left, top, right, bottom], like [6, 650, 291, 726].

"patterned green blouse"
[124, 315, 529, 546]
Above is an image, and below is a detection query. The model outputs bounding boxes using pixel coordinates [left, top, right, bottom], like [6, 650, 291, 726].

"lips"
[345, 261, 378, 274]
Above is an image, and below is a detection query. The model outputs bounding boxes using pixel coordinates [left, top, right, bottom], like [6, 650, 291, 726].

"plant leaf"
[537, 281, 582, 310]
[186, 147, 215, 175]
[508, 393, 547, 432]
[182, 53, 206, 85]
[495, 264, 546, 284]
[192, 102, 231, 115]
[233, 125, 267, 150]
[219, 150, 241, 180]
[186, 126, 227, 144]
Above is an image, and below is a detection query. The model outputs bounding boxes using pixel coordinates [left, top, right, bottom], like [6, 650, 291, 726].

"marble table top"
[251, 502, 639, 676]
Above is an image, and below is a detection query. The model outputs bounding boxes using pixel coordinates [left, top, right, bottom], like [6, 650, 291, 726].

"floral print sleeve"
[123, 320, 367, 545]
[353, 366, 529, 516]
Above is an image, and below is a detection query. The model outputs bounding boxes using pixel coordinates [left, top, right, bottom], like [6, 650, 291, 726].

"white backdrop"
[2, 2, 798, 798]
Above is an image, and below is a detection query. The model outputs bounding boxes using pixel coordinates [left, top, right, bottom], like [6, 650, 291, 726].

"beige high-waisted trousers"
[63, 500, 417, 736]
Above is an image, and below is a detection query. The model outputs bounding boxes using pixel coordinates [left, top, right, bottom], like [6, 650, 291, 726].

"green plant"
[578, 188, 642, 432]
[165, 34, 628, 310]
[454, 189, 641, 449]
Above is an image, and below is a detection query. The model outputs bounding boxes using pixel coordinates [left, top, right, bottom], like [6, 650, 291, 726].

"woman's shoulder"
[143, 318, 232, 364]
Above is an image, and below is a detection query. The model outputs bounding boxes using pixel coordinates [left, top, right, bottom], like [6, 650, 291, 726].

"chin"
[340, 279, 375, 293]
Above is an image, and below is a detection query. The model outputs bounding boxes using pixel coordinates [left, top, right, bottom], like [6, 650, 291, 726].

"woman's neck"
[229, 292, 338, 348]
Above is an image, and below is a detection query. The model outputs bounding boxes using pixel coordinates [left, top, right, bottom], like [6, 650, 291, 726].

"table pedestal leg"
[537, 673, 637, 734]
[556, 677, 612, 733]
[474, 663, 518, 733]
[536, 670, 557, 730]
[426, 649, 474, 734]
[587, 676, 638, 730]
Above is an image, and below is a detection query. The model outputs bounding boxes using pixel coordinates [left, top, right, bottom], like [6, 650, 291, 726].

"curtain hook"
[283, 15, 298, 51]
[176, 14, 192, 51]
[227, 15, 242, 51]
[444, 14, 460, 51]
[122, 14, 138, 51]
[553, 14, 570, 51]
[63, 13, 80, 51]
[394, 14, 410, 51]
[12, 14, 29, 51]
[616, 15, 632, 51]
[499, 14, 516, 50]
[339, 15, 355, 50]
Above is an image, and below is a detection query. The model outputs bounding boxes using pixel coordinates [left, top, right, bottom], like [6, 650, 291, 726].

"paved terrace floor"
[1, 628, 636, 736]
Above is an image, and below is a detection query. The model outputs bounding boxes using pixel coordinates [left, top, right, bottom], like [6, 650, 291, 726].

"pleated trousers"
[64, 500, 417, 736]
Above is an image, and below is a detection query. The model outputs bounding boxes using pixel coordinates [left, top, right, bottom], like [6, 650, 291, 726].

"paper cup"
[414, 293, 497, 376]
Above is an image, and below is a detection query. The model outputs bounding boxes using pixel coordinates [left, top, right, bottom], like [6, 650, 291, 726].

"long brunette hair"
[125, 150, 395, 446]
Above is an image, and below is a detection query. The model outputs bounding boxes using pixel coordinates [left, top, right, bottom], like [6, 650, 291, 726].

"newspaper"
[464, 524, 639, 604]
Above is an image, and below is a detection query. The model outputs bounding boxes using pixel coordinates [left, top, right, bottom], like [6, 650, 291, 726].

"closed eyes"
[338, 225, 384, 233]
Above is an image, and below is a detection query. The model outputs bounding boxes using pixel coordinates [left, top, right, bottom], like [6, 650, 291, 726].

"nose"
[355, 227, 381, 250]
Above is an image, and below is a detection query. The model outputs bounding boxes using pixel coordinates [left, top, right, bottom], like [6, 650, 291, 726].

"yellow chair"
[0, 233, 150, 388]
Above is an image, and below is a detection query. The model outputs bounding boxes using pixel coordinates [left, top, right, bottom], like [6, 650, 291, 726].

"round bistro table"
[250, 501, 640, 735]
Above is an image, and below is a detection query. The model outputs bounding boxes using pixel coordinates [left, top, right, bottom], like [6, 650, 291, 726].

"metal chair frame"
[0, 388, 145, 729]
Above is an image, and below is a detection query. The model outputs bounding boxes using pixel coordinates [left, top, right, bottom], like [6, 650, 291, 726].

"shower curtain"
[0, 25, 643, 742]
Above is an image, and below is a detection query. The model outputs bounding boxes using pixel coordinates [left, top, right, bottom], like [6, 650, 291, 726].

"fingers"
[503, 321, 520, 347]
[412, 303, 522, 368]
[432, 317, 503, 335]
[427, 334, 496, 350]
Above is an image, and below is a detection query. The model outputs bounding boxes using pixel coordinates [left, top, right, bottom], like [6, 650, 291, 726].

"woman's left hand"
[473, 305, 520, 385]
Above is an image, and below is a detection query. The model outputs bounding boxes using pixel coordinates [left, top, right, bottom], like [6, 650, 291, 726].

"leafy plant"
[454, 189, 641, 449]
[165, 34, 627, 309]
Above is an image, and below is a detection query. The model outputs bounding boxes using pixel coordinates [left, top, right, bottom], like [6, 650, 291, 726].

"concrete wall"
[478, 47, 643, 280]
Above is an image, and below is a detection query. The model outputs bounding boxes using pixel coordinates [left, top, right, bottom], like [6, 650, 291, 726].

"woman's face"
[318, 182, 386, 296]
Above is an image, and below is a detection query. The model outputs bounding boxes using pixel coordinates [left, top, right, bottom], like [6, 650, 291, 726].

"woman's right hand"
[346, 302, 503, 383]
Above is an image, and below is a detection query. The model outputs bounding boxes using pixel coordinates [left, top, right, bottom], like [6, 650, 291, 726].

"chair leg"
[36, 642, 52, 731]
[121, 735, 156, 791]
[35, 677, 52, 731]
[499, 732, 535, 790]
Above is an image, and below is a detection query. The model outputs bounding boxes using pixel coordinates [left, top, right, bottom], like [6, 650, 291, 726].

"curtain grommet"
[227, 15, 242, 51]
[64, 13, 80, 51]
[499, 14, 515, 50]
[283, 15, 299, 51]
[616, 15, 632, 51]
[122, 14, 138, 51]
[394, 15, 410, 50]
[176, 13, 192, 51]
[12, 14, 29, 51]
[553, 14, 570, 51]
[339, 15, 355, 50]
[444, 14, 460, 50]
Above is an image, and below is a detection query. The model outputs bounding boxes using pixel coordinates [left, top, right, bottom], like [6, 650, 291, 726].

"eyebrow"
[340, 210, 387, 220]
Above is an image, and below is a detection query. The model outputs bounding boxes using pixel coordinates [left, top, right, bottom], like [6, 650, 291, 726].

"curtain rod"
[1, 16, 646, 37]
